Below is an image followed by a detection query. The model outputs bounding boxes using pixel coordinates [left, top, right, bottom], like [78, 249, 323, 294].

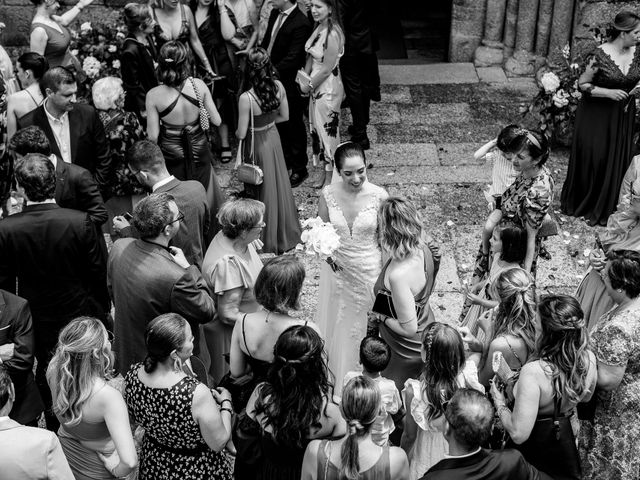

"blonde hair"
[92, 76, 124, 111]
[46, 317, 113, 426]
[378, 196, 425, 260]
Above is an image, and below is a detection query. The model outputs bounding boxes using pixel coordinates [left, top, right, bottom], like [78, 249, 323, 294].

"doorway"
[376, 0, 451, 63]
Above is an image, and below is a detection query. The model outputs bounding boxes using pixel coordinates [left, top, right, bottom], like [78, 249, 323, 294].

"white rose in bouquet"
[541, 72, 560, 93]
[82, 56, 101, 79]
[108, 45, 117, 53]
[552, 89, 570, 108]
[112, 60, 121, 69]
[297, 217, 341, 270]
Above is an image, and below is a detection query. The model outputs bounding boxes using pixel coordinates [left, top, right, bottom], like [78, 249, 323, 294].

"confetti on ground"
[583, 249, 591, 257]
[446, 220, 455, 227]
[563, 239, 571, 244]
[386, 172, 395, 176]
[563, 231, 570, 237]
[572, 235, 579, 239]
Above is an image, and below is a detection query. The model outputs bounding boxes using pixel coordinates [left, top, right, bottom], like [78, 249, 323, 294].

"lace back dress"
[561, 46, 640, 226]
[124, 365, 232, 480]
[315, 184, 385, 391]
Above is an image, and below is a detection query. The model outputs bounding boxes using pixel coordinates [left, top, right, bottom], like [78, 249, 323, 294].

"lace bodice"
[590, 46, 640, 91]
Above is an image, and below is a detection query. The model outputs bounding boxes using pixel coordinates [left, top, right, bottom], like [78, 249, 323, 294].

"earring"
[173, 355, 182, 372]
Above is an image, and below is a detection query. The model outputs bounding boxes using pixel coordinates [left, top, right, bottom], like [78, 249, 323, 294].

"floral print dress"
[305, 26, 344, 165]
[124, 364, 232, 480]
[579, 305, 640, 480]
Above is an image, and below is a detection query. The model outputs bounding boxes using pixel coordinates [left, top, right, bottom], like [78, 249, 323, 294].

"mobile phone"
[123, 212, 133, 221]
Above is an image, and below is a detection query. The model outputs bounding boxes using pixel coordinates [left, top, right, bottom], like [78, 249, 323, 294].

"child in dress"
[342, 336, 401, 447]
[401, 322, 484, 480]
[475, 124, 521, 257]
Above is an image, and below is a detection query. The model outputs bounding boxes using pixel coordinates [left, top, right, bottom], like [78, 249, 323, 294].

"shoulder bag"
[236, 93, 264, 185]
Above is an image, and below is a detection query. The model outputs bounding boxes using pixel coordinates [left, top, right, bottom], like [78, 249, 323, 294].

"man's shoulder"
[0, 422, 56, 444]
[70, 103, 98, 119]
[169, 179, 207, 197]
[0, 289, 28, 308]
[288, 6, 311, 28]
[424, 449, 532, 480]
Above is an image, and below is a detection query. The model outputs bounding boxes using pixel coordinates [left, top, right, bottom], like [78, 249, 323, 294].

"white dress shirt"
[152, 175, 176, 192]
[44, 100, 72, 164]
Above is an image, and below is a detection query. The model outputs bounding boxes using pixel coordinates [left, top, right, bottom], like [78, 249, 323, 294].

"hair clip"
[162, 58, 174, 64]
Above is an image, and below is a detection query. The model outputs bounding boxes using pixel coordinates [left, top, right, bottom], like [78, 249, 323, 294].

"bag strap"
[247, 93, 255, 165]
[189, 77, 210, 132]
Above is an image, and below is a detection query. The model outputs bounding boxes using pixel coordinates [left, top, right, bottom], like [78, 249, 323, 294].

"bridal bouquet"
[297, 217, 341, 271]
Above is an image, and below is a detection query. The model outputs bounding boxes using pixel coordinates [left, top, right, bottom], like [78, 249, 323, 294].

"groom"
[261, 0, 312, 188]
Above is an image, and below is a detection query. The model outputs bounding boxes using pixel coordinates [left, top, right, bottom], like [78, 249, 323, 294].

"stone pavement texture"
[214, 63, 602, 326]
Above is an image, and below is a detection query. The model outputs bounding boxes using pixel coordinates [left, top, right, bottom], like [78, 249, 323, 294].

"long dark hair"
[421, 322, 465, 422]
[244, 47, 280, 112]
[253, 325, 334, 448]
[309, 0, 344, 62]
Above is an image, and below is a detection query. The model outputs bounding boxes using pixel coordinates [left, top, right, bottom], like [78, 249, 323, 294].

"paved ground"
[214, 63, 603, 325]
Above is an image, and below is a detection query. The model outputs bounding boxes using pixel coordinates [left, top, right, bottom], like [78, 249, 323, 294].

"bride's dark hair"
[244, 47, 281, 113]
[254, 325, 334, 448]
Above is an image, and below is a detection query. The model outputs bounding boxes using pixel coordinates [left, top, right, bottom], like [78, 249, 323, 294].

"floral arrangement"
[523, 45, 583, 145]
[69, 19, 127, 96]
[297, 217, 341, 270]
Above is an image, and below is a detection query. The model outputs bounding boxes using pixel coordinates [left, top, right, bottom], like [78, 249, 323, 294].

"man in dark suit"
[0, 290, 43, 427]
[338, 0, 381, 150]
[261, 0, 312, 187]
[422, 389, 551, 480]
[9, 126, 108, 226]
[108, 193, 216, 374]
[112, 140, 211, 267]
[0, 154, 109, 430]
[17, 66, 111, 197]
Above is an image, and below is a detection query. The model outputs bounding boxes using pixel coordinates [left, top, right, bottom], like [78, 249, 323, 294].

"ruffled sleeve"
[522, 173, 553, 230]
[403, 378, 433, 431]
[593, 312, 634, 367]
[459, 360, 486, 394]
[379, 378, 401, 415]
[206, 254, 255, 295]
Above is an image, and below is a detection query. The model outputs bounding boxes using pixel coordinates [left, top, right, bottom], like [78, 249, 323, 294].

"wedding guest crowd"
[2, 3, 640, 480]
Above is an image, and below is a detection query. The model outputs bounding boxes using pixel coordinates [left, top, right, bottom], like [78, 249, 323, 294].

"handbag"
[537, 213, 559, 238]
[218, 371, 257, 413]
[371, 288, 425, 321]
[235, 94, 264, 185]
[189, 77, 210, 133]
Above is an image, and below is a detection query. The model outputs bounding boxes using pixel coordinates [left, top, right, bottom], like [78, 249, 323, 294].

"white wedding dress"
[315, 184, 386, 393]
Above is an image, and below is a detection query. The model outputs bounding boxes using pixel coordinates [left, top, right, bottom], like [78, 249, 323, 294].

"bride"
[315, 141, 388, 391]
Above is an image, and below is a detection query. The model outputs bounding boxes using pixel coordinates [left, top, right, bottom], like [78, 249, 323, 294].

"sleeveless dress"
[403, 362, 484, 480]
[58, 415, 116, 479]
[376, 239, 441, 392]
[242, 91, 301, 254]
[315, 183, 386, 392]
[157, 80, 225, 215]
[153, 5, 191, 49]
[31, 22, 81, 69]
[305, 26, 344, 164]
[124, 364, 232, 480]
[316, 440, 391, 480]
[561, 46, 640, 226]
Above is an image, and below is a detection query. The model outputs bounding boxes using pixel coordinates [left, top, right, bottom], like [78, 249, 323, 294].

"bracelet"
[496, 404, 511, 419]
[75, 3, 84, 11]
[220, 407, 233, 415]
[308, 79, 314, 90]
[220, 399, 232, 405]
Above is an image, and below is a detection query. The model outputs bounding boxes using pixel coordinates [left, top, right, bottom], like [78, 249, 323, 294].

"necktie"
[267, 12, 286, 55]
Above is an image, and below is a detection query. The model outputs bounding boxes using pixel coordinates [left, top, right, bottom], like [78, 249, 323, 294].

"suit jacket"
[338, 0, 380, 55]
[55, 158, 108, 226]
[108, 238, 216, 374]
[0, 290, 43, 424]
[18, 103, 111, 195]
[422, 449, 553, 480]
[261, 6, 311, 84]
[121, 37, 158, 119]
[0, 203, 110, 325]
[120, 178, 210, 267]
[0, 417, 74, 480]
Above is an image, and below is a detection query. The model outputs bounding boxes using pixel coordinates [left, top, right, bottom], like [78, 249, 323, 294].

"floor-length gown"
[315, 184, 386, 391]
[243, 92, 301, 254]
[561, 46, 640, 226]
[305, 26, 344, 165]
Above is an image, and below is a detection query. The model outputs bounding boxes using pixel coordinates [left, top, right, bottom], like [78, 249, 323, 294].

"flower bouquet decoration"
[296, 217, 341, 272]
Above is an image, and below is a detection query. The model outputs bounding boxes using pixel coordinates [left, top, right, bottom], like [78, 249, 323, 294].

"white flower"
[116, 31, 126, 39]
[570, 63, 579, 71]
[80, 21, 92, 32]
[571, 90, 582, 99]
[82, 55, 101, 79]
[299, 217, 340, 259]
[552, 89, 570, 108]
[540, 72, 560, 93]
[70, 49, 79, 56]
[112, 59, 121, 69]
[108, 44, 117, 53]
[562, 44, 570, 60]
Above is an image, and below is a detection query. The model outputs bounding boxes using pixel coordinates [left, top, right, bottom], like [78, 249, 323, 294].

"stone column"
[449, 0, 488, 62]
[503, 0, 518, 57]
[504, 0, 539, 75]
[474, 0, 508, 67]
[547, 0, 575, 66]
[535, 0, 554, 57]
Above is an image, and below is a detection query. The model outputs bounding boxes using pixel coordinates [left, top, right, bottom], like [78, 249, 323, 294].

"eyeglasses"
[166, 211, 185, 226]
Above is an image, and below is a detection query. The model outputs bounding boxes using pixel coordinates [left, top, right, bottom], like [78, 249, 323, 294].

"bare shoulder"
[389, 446, 410, 476]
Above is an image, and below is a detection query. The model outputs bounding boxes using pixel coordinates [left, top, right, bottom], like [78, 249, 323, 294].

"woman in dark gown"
[192, 0, 238, 161]
[561, 11, 640, 226]
[146, 41, 225, 217]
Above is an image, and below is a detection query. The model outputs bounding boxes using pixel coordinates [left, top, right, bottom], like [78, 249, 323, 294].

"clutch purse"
[235, 93, 263, 186]
[372, 290, 398, 320]
[296, 69, 311, 89]
[537, 213, 558, 238]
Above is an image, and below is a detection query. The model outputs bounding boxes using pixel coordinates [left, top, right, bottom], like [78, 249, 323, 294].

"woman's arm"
[98, 387, 138, 477]
[597, 361, 626, 391]
[216, 1, 236, 41]
[235, 93, 250, 139]
[383, 268, 418, 337]
[235, 0, 259, 55]
[145, 90, 160, 142]
[216, 286, 244, 325]
[474, 138, 497, 161]
[198, 78, 222, 126]
[55, 0, 94, 26]
[192, 384, 232, 451]
[523, 223, 538, 273]
[300, 440, 321, 480]
[185, 8, 214, 74]
[6, 95, 18, 140]
[300, 30, 341, 95]
[229, 315, 249, 377]
[274, 82, 289, 124]
[491, 363, 541, 444]
[318, 192, 329, 222]
[579, 53, 628, 101]
[400, 386, 417, 453]
[30, 27, 48, 55]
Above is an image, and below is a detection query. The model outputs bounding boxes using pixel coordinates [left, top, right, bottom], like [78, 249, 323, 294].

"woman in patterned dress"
[125, 313, 233, 480]
[579, 250, 640, 480]
[299, 0, 344, 189]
